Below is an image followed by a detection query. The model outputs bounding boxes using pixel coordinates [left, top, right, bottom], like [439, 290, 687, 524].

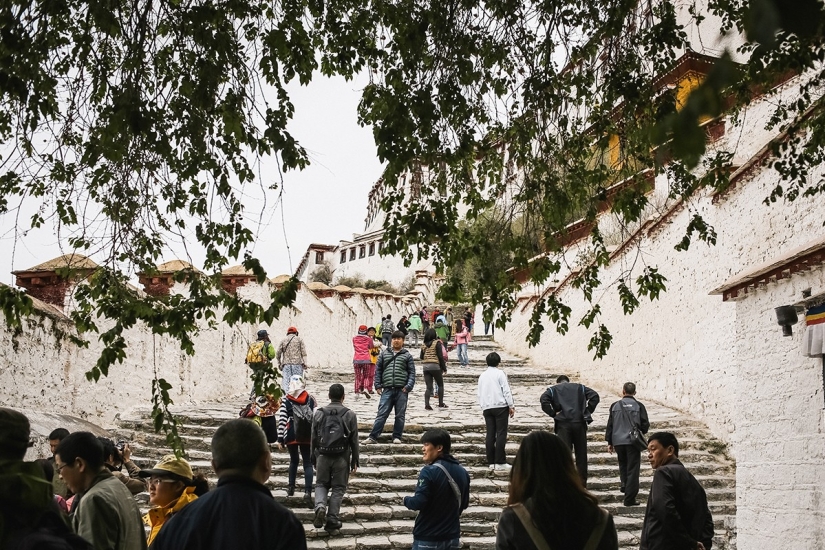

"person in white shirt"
[476, 352, 515, 471]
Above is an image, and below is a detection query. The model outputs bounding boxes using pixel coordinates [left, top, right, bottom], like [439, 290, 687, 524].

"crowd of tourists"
[1, 303, 714, 550]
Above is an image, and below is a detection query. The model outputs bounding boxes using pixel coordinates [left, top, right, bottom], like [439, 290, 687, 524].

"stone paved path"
[117, 335, 736, 549]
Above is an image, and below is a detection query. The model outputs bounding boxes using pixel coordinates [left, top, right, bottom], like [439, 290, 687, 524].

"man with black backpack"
[310, 384, 359, 535]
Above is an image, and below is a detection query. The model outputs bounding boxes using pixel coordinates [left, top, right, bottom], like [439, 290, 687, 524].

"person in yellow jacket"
[139, 454, 208, 546]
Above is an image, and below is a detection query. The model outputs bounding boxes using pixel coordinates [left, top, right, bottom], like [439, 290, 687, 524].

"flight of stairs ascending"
[116, 334, 737, 549]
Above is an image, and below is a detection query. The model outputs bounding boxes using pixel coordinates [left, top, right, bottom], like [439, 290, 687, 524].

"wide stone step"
[130, 430, 727, 458]
[130, 445, 730, 474]
[118, 413, 707, 432]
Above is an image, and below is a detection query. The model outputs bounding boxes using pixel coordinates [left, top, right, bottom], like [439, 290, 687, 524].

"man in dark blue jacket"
[152, 418, 306, 550]
[364, 331, 416, 444]
[403, 429, 470, 550]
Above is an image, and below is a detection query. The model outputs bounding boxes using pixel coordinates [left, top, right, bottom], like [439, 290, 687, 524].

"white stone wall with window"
[332, 237, 434, 288]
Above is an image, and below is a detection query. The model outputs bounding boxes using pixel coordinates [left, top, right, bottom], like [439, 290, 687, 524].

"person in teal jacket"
[408, 313, 423, 346]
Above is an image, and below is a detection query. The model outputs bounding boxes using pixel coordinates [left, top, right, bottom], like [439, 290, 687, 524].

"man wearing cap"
[55, 431, 147, 550]
[139, 455, 202, 546]
[152, 418, 306, 550]
[277, 326, 308, 393]
[0, 408, 82, 549]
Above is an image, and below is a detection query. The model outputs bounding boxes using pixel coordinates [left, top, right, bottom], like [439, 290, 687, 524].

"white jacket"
[477, 367, 514, 410]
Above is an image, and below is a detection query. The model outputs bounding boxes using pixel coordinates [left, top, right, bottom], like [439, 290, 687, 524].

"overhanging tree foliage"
[2, 0, 823, 449]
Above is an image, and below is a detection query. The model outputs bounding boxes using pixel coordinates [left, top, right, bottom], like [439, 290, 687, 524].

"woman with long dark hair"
[419, 328, 447, 410]
[496, 431, 618, 550]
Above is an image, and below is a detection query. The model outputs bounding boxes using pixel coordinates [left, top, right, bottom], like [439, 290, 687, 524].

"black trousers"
[423, 370, 444, 407]
[554, 421, 589, 486]
[260, 416, 278, 443]
[615, 444, 641, 504]
[483, 407, 509, 464]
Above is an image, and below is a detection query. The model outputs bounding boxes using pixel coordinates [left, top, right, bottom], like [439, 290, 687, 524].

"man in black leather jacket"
[640, 432, 714, 550]
[540, 375, 600, 486]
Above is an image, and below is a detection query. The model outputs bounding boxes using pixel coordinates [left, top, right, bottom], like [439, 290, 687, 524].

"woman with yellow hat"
[138, 454, 208, 545]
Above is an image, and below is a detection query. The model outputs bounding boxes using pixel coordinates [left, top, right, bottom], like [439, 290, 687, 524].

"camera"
[116, 440, 127, 452]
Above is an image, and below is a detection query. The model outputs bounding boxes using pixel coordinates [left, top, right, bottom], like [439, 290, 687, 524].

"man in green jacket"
[56, 432, 147, 550]
[364, 331, 416, 444]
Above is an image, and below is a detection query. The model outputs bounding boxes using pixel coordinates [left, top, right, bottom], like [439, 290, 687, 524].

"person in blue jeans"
[364, 331, 416, 444]
[403, 429, 470, 550]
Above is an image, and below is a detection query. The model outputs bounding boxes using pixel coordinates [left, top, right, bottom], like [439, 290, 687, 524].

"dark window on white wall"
[315, 252, 324, 264]
[340, 251, 347, 263]
[350, 248, 356, 261]
[369, 243, 376, 256]
[359, 246, 366, 258]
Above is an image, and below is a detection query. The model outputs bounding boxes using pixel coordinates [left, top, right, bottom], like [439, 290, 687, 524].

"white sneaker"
[495, 464, 512, 471]
[488, 464, 496, 471]
[363, 437, 378, 445]
[393, 438, 402, 444]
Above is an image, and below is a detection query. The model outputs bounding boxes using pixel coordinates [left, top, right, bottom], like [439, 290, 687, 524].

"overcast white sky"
[0, 73, 384, 284]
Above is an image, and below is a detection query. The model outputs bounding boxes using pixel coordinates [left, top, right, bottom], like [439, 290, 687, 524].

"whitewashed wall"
[491, 79, 825, 548]
[0, 280, 423, 427]
[731, 267, 825, 550]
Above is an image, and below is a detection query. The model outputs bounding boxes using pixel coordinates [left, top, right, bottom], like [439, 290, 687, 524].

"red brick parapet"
[13, 254, 98, 308]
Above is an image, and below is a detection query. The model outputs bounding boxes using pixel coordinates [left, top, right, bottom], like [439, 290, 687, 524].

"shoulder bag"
[618, 402, 648, 452]
[510, 503, 609, 550]
[431, 462, 462, 508]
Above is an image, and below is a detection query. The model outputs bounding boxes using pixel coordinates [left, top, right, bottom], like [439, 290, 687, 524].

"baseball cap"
[138, 454, 194, 484]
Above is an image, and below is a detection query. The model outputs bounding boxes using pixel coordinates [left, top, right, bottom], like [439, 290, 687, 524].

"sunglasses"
[148, 477, 179, 486]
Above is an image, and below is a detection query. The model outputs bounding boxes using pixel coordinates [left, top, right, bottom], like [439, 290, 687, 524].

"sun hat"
[138, 454, 194, 485]
[357, 325, 368, 335]
[288, 375, 306, 395]
[287, 326, 298, 335]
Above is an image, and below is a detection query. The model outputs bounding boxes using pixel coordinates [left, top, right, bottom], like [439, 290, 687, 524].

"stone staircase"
[115, 334, 737, 549]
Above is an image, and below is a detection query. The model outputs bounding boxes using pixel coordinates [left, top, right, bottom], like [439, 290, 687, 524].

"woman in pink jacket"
[454, 319, 470, 366]
[352, 325, 374, 398]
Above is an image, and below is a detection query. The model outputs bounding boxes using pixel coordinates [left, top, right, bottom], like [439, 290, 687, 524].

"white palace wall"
[0, 281, 426, 427]
[492, 106, 825, 547]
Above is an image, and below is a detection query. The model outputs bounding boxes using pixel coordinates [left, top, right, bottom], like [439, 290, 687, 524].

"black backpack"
[316, 407, 350, 455]
[288, 399, 314, 442]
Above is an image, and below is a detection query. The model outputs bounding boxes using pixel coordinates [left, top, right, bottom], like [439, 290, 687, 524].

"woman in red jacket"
[352, 325, 374, 398]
